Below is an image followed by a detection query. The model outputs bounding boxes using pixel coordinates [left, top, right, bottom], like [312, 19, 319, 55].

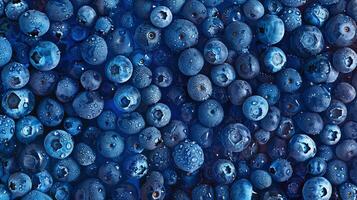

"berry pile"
[0, 0, 356, 199]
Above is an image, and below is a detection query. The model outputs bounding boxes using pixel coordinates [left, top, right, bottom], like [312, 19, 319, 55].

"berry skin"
[172, 140, 204, 173]
[19, 10, 50, 37]
[302, 177, 332, 200]
[0, 37, 12, 67]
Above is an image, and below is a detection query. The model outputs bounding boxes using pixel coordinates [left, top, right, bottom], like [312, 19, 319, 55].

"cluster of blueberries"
[0, 0, 356, 199]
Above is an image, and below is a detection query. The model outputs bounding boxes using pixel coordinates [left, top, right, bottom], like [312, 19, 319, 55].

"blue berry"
[173, 140, 204, 173]
[44, 130, 73, 159]
[29, 41, 60, 71]
[220, 123, 251, 152]
[45, 0, 73, 22]
[242, 95, 269, 121]
[97, 131, 124, 158]
[256, 14, 285, 45]
[80, 34, 108, 65]
[105, 55, 133, 84]
[19, 10, 50, 37]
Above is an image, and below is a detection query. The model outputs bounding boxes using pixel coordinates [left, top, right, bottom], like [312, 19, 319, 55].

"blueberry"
[153, 66, 173, 88]
[32, 170, 53, 192]
[98, 161, 122, 185]
[80, 70, 102, 91]
[201, 17, 224, 38]
[262, 46, 286, 73]
[342, 121, 357, 139]
[147, 146, 172, 171]
[291, 25, 324, 57]
[1, 62, 29, 89]
[15, 115, 43, 144]
[203, 39, 228, 65]
[259, 106, 280, 131]
[268, 159, 292, 183]
[4, 0, 28, 20]
[123, 154, 148, 179]
[139, 126, 162, 150]
[0, 37, 12, 67]
[22, 190, 52, 200]
[254, 129, 270, 145]
[326, 159, 348, 185]
[220, 123, 251, 152]
[302, 177, 332, 200]
[7, 172, 32, 198]
[164, 19, 199, 52]
[146, 103, 171, 128]
[111, 183, 138, 200]
[281, 7, 303, 31]
[72, 91, 104, 119]
[235, 53, 260, 80]
[77, 5, 96, 27]
[181, 0, 207, 25]
[74, 179, 106, 200]
[134, 23, 161, 52]
[230, 179, 253, 200]
[19, 143, 49, 172]
[256, 14, 284, 45]
[96, 110, 116, 130]
[173, 140, 204, 173]
[318, 124, 341, 146]
[263, 0, 283, 14]
[44, 130, 73, 159]
[1, 89, 35, 119]
[81, 34, 108, 65]
[332, 47, 357, 73]
[178, 48, 204, 76]
[131, 66, 152, 89]
[45, 0, 73, 22]
[347, 0, 357, 21]
[324, 14, 357, 47]
[0, 114, 15, 142]
[95, 0, 119, 15]
[141, 171, 166, 200]
[303, 85, 331, 112]
[325, 100, 347, 124]
[307, 157, 327, 176]
[276, 68, 302, 93]
[0, 184, 10, 200]
[187, 74, 212, 102]
[212, 159, 236, 184]
[250, 170, 272, 190]
[95, 17, 113, 35]
[162, 120, 188, 148]
[211, 63, 236, 87]
[303, 55, 331, 83]
[19, 10, 50, 37]
[73, 143, 95, 166]
[106, 28, 134, 55]
[150, 6, 173, 28]
[243, 0, 265, 20]
[97, 131, 124, 158]
[192, 184, 214, 200]
[117, 112, 145, 135]
[55, 77, 79, 103]
[37, 98, 64, 127]
[197, 99, 224, 128]
[162, 0, 185, 14]
[304, 3, 329, 27]
[224, 21, 252, 51]
[288, 134, 317, 162]
[335, 139, 357, 161]
[29, 41, 61, 71]
[294, 112, 324, 135]
[242, 95, 269, 121]
[105, 55, 133, 84]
